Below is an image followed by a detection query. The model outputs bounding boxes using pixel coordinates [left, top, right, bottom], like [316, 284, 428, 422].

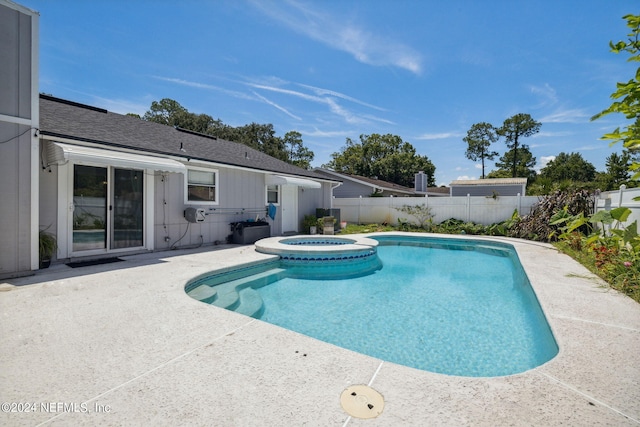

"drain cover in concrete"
[340, 385, 384, 419]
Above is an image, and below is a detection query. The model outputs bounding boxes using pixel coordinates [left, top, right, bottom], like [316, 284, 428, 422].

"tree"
[539, 152, 596, 182]
[283, 131, 314, 169]
[324, 133, 436, 187]
[497, 114, 541, 178]
[592, 14, 640, 179]
[463, 122, 499, 179]
[233, 123, 287, 161]
[139, 99, 314, 167]
[488, 144, 537, 181]
[597, 149, 640, 190]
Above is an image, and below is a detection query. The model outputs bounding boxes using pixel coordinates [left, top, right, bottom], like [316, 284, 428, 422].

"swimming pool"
[185, 234, 558, 377]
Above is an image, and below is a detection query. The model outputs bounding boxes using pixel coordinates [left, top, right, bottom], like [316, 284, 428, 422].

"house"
[0, 0, 338, 278]
[313, 168, 448, 198]
[449, 178, 527, 197]
[37, 95, 337, 266]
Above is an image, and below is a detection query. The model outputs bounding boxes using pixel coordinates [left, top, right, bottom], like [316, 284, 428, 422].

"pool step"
[207, 268, 286, 316]
[236, 288, 265, 318]
[186, 285, 218, 304]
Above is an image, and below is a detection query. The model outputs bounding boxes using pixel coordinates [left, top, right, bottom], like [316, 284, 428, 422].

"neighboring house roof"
[450, 178, 527, 186]
[39, 95, 335, 182]
[423, 186, 450, 196]
[345, 174, 416, 194]
[313, 168, 416, 195]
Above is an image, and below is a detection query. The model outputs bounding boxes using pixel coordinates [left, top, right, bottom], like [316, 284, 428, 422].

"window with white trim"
[266, 184, 280, 205]
[186, 168, 218, 204]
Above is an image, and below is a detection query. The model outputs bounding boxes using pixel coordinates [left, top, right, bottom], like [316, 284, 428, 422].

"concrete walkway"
[1, 233, 639, 426]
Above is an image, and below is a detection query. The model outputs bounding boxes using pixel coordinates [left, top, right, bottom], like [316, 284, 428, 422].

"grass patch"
[340, 223, 397, 234]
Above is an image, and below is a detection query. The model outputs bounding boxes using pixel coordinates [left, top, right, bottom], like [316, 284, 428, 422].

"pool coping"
[255, 235, 379, 256]
[1, 232, 639, 425]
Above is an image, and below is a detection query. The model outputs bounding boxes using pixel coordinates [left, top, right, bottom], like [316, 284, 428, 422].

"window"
[186, 168, 218, 204]
[266, 184, 279, 205]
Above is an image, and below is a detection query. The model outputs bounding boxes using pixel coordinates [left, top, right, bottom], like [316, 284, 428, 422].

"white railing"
[595, 185, 640, 228]
[332, 195, 539, 226]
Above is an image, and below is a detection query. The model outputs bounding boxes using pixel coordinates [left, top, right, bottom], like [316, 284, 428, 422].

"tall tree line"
[134, 98, 315, 169]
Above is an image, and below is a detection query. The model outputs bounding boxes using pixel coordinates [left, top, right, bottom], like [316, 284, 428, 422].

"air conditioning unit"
[184, 207, 205, 223]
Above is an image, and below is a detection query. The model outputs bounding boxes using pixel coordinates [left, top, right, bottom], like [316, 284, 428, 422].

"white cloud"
[153, 76, 254, 101]
[249, 0, 423, 74]
[90, 95, 149, 116]
[540, 109, 589, 124]
[474, 164, 483, 169]
[415, 132, 464, 140]
[456, 175, 476, 180]
[296, 83, 386, 111]
[529, 83, 558, 107]
[251, 91, 301, 120]
[576, 144, 604, 151]
[534, 131, 572, 138]
[247, 81, 389, 125]
[303, 128, 353, 138]
[539, 155, 555, 169]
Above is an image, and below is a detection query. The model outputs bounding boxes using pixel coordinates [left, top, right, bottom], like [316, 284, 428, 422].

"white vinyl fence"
[332, 195, 539, 226]
[595, 186, 640, 228]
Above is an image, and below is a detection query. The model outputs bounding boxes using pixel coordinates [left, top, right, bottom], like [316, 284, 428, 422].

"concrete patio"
[1, 233, 639, 426]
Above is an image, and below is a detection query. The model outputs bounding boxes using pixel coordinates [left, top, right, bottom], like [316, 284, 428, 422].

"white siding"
[153, 167, 332, 248]
[0, 2, 38, 277]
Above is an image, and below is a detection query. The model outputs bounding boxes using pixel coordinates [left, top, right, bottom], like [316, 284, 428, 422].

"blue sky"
[24, 0, 637, 186]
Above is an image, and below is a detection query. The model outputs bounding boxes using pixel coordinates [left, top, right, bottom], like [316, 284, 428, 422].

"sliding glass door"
[72, 165, 144, 253]
[73, 165, 107, 251]
[112, 168, 143, 249]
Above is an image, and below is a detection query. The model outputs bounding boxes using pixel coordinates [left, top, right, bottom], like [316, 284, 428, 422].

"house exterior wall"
[0, 1, 38, 278]
[153, 166, 278, 249]
[154, 166, 333, 248]
[40, 139, 332, 261]
[333, 180, 375, 198]
[450, 184, 524, 197]
[0, 123, 33, 276]
[0, 3, 34, 117]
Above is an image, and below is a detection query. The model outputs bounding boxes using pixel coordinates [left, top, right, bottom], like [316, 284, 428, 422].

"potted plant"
[39, 228, 58, 269]
[320, 216, 336, 235]
[302, 214, 318, 234]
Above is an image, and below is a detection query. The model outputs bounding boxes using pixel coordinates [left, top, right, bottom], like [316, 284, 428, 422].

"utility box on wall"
[230, 221, 270, 244]
[184, 207, 205, 223]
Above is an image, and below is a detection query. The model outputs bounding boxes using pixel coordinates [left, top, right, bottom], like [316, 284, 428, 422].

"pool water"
[186, 236, 558, 377]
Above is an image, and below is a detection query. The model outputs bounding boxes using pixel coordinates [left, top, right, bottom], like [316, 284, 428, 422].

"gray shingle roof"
[39, 95, 334, 181]
[450, 178, 527, 186]
[313, 168, 416, 194]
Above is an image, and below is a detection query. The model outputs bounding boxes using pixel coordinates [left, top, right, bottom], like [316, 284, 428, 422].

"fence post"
[517, 192, 521, 215]
[358, 195, 362, 224]
[618, 184, 626, 208]
[467, 193, 471, 222]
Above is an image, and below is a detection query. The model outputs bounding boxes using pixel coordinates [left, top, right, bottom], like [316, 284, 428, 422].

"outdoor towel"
[268, 203, 277, 220]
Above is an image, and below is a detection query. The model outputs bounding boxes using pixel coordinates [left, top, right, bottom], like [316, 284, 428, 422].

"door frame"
[57, 161, 155, 259]
[281, 185, 298, 234]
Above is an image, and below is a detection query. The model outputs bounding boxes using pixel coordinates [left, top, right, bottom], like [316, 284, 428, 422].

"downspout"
[330, 181, 342, 209]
